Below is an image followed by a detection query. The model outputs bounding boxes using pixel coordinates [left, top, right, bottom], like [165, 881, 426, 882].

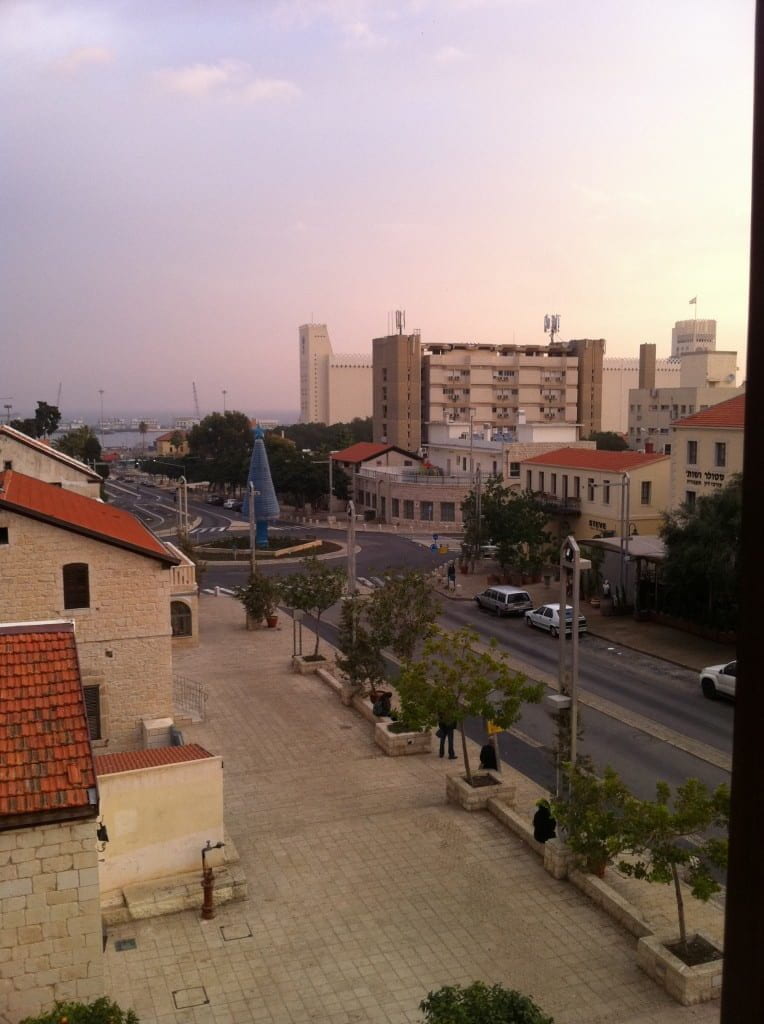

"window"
[550, 473, 557, 495]
[421, 500, 434, 521]
[0, 527, 7, 545]
[2, 460, 11, 471]
[63, 563, 90, 609]
[685, 491, 696, 510]
[509, 462, 520, 478]
[391, 498, 400, 517]
[664, 443, 672, 455]
[83, 685, 102, 741]
[403, 500, 414, 520]
[587, 478, 595, 501]
[538, 471, 545, 492]
[440, 501, 455, 522]
[526, 470, 533, 490]
[715, 442, 727, 468]
[603, 480, 610, 504]
[171, 601, 192, 637]
[574, 476, 580, 499]
[641, 481, 652, 505]
[687, 440, 698, 465]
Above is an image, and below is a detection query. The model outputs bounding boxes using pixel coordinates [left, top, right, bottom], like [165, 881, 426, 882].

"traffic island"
[446, 770, 515, 810]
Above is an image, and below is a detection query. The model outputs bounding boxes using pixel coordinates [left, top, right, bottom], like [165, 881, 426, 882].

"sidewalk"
[103, 596, 721, 1024]
[435, 568, 735, 673]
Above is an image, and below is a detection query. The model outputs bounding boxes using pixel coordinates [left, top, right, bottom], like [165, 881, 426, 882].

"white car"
[699, 660, 736, 700]
[525, 603, 587, 638]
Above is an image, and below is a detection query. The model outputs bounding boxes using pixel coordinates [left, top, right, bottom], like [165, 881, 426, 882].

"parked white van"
[475, 586, 533, 617]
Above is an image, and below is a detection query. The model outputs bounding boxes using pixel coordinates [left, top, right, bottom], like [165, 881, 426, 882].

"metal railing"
[173, 674, 208, 721]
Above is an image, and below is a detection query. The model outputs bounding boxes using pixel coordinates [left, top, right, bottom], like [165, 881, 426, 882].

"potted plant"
[619, 778, 729, 1003]
[279, 555, 345, 668]
[234, 572, 281, 630]
[395, 627, 543, 809]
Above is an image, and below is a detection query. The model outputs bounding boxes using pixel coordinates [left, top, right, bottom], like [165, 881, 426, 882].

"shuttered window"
[83, 685, 101, 740]
[63, 563, 90, 609]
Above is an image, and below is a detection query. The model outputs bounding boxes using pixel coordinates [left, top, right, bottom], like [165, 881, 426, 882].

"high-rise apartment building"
[372, 333, 422, 452]
[298, 324, 372, 424]
[671, 318, 717, 358]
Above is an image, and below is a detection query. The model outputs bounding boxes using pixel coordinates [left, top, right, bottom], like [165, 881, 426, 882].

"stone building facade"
[669, 393, 745, 509]
[0, 424, 102, 497]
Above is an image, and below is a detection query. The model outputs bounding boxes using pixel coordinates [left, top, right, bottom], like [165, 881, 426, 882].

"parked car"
[475, 586, 533, 617]
[699, 660, 736, 700]
[223, 497, 243, 510]
[205, 494, 225, 505]
[525, 603, 587, 638]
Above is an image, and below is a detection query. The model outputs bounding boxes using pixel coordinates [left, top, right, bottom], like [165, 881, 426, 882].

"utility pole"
[222, 389, 227, 414]
[248, 482, 258, 575]
[98, 389, 105, 446]
[177, 476, 189, 541]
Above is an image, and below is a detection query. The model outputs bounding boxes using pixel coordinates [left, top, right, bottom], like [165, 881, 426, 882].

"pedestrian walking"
[437, 718, 457, 759]
[447, 562, 456, 590]
[533, 799, 557, 843]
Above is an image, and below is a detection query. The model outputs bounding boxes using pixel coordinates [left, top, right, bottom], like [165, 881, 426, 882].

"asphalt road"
[106, 479, 733, 802]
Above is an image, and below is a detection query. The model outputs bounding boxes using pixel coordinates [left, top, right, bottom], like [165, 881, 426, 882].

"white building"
[602, 357, 680, 434]
[299, 323, 373, 424]
[671, 318, 717, 358]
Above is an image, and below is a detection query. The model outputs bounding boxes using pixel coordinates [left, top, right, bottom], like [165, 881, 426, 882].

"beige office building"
[299, 323, 372, 424]
[671, 318, 717, 358]
[602, 355, 681, 434]
[627, 348, 741, 452]
[372, 332, 423, 452]
[669, 393, 745, 510]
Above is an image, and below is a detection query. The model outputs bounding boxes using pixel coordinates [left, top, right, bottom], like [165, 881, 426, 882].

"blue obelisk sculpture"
[242, 425, 280, 548]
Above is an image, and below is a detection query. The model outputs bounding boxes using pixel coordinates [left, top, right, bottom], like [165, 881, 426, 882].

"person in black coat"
[533, 799, 557, 843]
[479, 743, 498, 771]
[437, 718, 457, 758]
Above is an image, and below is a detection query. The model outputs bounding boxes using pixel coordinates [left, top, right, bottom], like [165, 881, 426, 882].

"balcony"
[532, 492, 582, 517]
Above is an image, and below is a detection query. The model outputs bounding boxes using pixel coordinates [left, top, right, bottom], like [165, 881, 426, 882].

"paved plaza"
[103, 595, 722, 1024]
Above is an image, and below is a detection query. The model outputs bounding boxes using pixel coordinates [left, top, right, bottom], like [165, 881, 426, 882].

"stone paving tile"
[103, 595, 720, 1024]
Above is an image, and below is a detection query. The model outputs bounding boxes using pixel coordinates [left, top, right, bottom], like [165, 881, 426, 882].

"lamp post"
[177, 475, 189, 540]
[347, 500, 356, 598]
[558, 536, 591, 780]
[98, 389, 105, 446]
[222, 389, 227, 414]
[248, 482, 260, 575]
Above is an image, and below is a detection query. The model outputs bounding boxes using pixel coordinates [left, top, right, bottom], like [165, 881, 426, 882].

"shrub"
[419, 982, 554, 1023]
[20, 997, 139, 1024]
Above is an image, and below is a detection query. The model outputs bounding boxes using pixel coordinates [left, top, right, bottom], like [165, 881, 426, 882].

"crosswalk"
[190, 526, 228, 535]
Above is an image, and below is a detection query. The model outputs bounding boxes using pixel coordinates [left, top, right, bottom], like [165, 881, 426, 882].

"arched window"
[63, 563, 90, 609]
[171, 601, 193, 637]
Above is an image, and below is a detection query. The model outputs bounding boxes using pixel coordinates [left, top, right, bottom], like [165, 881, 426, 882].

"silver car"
[525, 603, 587, 638]
[475, 586, 533, 617]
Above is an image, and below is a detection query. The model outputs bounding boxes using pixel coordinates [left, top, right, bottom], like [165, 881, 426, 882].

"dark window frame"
[63, 563, 90, 609]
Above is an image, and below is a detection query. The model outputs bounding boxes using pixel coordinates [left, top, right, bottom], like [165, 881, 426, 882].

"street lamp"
[248, 482, 260, 575]
[177, 475, 189, 540]
[98, 389, 105, 446]
[222, 389, 227, 414]
[557, 536, 591, 783]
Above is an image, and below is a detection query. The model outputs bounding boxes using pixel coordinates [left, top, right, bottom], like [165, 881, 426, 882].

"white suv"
[699, 660, 736, 700]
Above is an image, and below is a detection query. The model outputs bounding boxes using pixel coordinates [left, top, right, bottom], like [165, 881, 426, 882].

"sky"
[1, 0, 755, 422]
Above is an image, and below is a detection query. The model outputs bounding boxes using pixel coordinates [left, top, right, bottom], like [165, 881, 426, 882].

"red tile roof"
[95, 744, 215, 776]
[0, 424, 101, 481]
[0, 621, 98, 822]
[331, 442, 419, 464]
[673, 393, 746, 429]
[521, 448, 670, 471]
[0, 470, 178, 565]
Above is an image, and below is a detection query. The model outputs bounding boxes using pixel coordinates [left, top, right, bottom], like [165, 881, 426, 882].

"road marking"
[191, 526, 227, 534]
[508, 726, 545, 750]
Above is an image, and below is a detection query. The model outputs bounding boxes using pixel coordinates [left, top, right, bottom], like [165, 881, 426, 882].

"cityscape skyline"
[2, 1, 755, 414]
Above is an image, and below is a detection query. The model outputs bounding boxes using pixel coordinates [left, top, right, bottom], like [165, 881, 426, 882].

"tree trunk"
[460, 723, 472, 783]
[313, 614, 321, 657]
[672, 862, 687, 949]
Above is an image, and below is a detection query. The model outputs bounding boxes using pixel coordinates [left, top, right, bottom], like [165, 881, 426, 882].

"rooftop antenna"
[192, 382, 201, 419]
[544, 314, 561, 344]
[395, 309, 406, 336]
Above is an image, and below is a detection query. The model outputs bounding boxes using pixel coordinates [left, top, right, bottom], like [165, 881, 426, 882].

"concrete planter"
[445, 770, 515, 811]
[637, 934, 723, 1005]
[292, 654, 328, 675]
[374, 721, 432, 757]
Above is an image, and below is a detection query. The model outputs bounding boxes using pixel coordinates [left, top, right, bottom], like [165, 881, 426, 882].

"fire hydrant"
[201, 840, 225, 920]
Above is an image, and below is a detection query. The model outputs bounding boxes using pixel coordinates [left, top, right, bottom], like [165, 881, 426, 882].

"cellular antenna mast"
[544, 314, 561, 344]
[395, 309, 406, 335]
[192, 382, 201, 419]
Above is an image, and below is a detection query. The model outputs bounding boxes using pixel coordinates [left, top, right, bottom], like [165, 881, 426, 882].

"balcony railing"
[532, 492, 582, 516]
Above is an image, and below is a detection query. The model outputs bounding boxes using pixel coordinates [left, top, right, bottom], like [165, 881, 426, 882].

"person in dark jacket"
[372, 692, 395, 718]
[437, 718, 457, 759]
[479, 743, 498, 771]
[533, 799, 557, 843]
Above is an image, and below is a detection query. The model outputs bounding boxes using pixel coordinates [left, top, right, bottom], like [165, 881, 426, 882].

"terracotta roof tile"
[0, 470, 178, 564]
[331, 442, 419, 464]
[0, 622, 97, 821]
[94, 744, 214, 775]
[673, 393, 746, 429]
[520, 448, 670, 471]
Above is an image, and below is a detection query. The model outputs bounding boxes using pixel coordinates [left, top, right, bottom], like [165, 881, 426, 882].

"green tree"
[235, 572, 281, 626]
[552, 764, 637, 876]
[335, 597, 387, 692]
[10, 401, 61, 439]
[169, 430, 186, 453]
[395, 627, 543, 782]
[278, 556, 345, 657]
[586, 431, 630, 451]
[659, 476, 741, 630]
[20, 997, 139, 1024]
[419, 982, 554, 1023]
[265, 434, 327, 508]
[619, 778, 729, 951]
[188, 411, 252, 490]
[462, 477, 551, 574]
[366, 570, 442, 665]
[56, 425, 102, 464]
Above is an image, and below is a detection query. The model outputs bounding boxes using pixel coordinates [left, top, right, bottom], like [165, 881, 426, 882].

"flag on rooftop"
[689, 296, 697, 304]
